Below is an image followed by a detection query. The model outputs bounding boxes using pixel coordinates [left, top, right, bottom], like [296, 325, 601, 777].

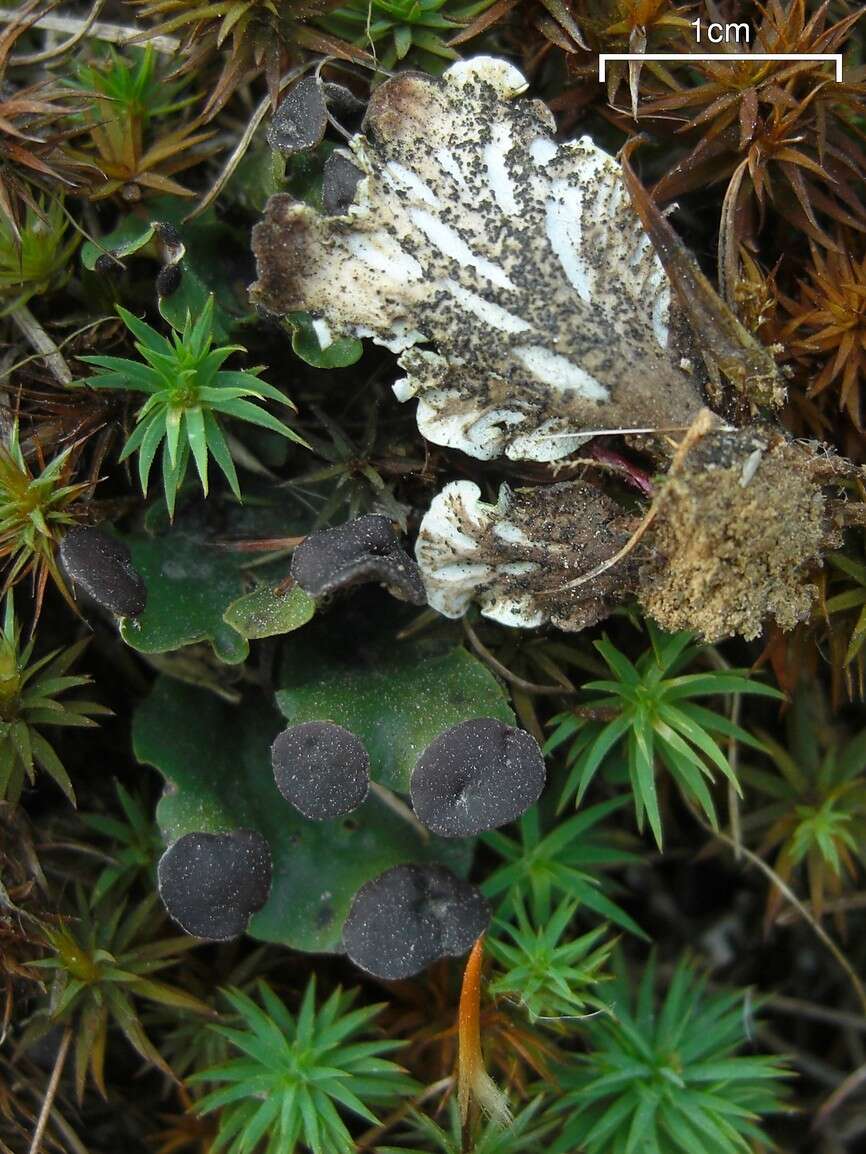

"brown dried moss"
[640, 429, 836, 642]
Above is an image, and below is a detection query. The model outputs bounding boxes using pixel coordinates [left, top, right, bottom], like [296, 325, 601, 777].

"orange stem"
[457, 934, 485, 1125]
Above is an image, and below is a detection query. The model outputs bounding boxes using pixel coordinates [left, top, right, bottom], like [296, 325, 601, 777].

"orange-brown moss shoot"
[457, 935, 511, 1130]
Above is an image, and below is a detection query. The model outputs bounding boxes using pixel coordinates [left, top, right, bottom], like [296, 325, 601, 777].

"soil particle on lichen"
[639, 429, 838, 642]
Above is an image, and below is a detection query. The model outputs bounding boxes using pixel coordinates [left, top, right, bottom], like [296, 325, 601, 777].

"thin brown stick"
[28, 1025, 72, 1154]
[0, 316, 111, 384]
[395, 608, 442, 640]
[765, 994, 866, 1034]
[817, 1062, 866, 1126]
[547, 502, 657, 593]
[700, 822, 866, 1014]
[462, 619, 618, 717]
[10, 0, 104, 64]
[776, 891, 866, 923]
[369, 781, 429, 842]
[538, 421, 736, 442]
[707, 648, 742, 858]
[356, 1077, 452, 1151]
[548, 407, 721, 594]
[184, 64, 308, 223]
[41, 1105, 86, 1154]
[214, 536, 305, 553]
[9, 305, 72, 386]
[0, 7, 179, 52]
[756, 1023, 841, 1088]
[524, 646, 576, 692]
[462, 618, 575, 698]
[717, 159, 748, 308]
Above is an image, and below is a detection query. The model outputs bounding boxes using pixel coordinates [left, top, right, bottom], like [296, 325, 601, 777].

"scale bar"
[598, 53, 843, 82]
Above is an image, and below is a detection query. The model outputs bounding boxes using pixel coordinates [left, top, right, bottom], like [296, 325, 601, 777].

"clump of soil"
[640, 428, 837, 641]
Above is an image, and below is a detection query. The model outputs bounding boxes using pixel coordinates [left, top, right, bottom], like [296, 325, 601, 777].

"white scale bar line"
[598, 53, 843, 82]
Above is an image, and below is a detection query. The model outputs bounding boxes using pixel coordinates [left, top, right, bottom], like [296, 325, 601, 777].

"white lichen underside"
[252, 57, 702, 462]
[416, 479, 634, 630]
[418, 482, 539, 626]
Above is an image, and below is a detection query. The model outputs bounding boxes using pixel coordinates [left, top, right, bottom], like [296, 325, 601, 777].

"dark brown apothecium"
[271, 721, 370, 820]
[342, 863, 489, 979]
[323, 151, 363, 216]
[290, 514, 426, 604]
[157, 829, 272, 941]
[410, 717, 545, 837]
[267, 77, 364, 157]
[60, 526, 147, 618]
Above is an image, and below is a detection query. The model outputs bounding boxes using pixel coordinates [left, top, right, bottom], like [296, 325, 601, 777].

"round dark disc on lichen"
[321, 83, 365, 128]
[157, 829, 272, 940]
[323, 152, 363, 216]
[410, 717, 546, 837]
[290, 514, 426, 604]
[156, 262, 182, 299]
[271, 721, 369, 820]
[267, 77, 329, 155]
[60, 525, 147, 617]
[342, 863, 489, 979]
